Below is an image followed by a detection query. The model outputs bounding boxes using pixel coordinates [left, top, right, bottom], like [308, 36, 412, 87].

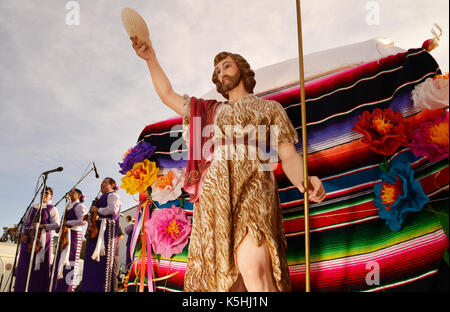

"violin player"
[52, 188, 88, 292]
[14, 187, 60, 292]
[81, 177, 122, 292]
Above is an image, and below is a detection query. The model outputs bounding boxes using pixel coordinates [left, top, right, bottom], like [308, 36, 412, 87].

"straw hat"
[121, 8, 152, 46]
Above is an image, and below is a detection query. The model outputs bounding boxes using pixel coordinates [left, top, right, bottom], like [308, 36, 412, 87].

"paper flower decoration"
[409, 110, 449, 162]
[118, 141, 157, 175]
[151, 170, 185, 205]
[411, 73, 449, 111]
[120, 159, 159, 195]
[145, 205, 192, 259]
[373, 162, 429, 232]
[353, 108, 409, 156]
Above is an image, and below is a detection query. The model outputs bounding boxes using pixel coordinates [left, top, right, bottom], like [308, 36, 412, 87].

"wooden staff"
[295, 0, 311, 292]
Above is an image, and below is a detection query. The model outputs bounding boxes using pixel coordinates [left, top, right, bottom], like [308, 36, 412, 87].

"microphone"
[42, 167, 63, 175]
[93, 162, 99, 179]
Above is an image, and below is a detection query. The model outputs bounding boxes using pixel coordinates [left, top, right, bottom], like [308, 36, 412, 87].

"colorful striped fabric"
[135, 48, 448, 292]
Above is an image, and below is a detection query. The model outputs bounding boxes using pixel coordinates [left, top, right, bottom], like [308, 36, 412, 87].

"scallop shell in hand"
[121, 8, 151, 45]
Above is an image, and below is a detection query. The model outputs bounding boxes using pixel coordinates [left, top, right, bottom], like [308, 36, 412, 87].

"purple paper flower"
[118, 141, 157, 175]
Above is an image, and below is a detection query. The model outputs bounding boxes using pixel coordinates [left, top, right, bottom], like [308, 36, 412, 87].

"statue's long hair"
[212, 52, 256, 100]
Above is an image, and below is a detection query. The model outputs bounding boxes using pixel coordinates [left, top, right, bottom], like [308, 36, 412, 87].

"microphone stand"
[25, 173, 48, 292]
[49, 164, 97, 292]
[48, 196, 71, 292]
[6, 177, 45, 292]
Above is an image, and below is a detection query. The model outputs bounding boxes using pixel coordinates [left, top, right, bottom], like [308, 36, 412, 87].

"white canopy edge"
[202, 38, 405, 100]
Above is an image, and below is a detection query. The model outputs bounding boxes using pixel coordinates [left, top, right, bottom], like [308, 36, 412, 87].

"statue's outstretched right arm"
[130, 35, 184, 116]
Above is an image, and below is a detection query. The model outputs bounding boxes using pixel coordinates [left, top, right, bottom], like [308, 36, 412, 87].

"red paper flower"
[353, 108, 409, 155]
[379, 176, 404, 211]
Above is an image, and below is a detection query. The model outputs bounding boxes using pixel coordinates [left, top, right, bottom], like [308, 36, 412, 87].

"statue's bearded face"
[219, 71, 242, 94]
[212, 52, 256, 100]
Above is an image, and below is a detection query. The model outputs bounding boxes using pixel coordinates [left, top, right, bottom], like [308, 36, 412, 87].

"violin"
[84, 196, 100, 240]
[59, 226, 69, 249]
[56, 211, 69, 250]
[26, 206, 43, 254]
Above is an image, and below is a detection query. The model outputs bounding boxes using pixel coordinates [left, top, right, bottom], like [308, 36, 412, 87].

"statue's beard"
[220, 72, 242, 94]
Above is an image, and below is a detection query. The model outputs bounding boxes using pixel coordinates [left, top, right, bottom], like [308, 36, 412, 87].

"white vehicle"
[0, 242, 16, 292]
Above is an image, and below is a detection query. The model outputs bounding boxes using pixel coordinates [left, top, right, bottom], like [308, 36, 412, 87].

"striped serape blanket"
[134, 47, 448, 292]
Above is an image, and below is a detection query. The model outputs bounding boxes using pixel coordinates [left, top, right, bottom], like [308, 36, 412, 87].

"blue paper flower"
[118, 141, 157, 175]
[373, 162, 429, 232]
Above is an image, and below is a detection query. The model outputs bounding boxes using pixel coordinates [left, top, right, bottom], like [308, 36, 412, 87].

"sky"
[0, 0, 448, 230]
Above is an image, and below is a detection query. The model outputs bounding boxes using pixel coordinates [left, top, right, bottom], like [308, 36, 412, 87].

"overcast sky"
[1, 0, 448, 230]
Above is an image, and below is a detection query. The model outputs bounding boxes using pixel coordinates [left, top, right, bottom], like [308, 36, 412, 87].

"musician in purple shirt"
[52, 188, 88, 292]
[81, 177, 122, 292]
[15, 187, 60, 292]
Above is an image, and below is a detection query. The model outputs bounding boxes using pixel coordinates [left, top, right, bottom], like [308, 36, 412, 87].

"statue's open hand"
[130, 35, 153, 61]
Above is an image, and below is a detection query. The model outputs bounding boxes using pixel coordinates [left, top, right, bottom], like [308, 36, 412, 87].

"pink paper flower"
[409, 110, 449, 162]
[145, 205, 191, 259]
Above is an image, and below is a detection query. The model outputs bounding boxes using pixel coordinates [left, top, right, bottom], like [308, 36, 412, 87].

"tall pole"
[49, 196, 71, 292]
[25, 174, 48, 292]
[295, 0, 311, 292]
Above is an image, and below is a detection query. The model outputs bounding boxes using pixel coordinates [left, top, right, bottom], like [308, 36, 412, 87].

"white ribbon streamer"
[91, 219, 107, 262]
[34, 229, 47, 271]
[129, 212, 144, 262]
[57, 228, 71, 279]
